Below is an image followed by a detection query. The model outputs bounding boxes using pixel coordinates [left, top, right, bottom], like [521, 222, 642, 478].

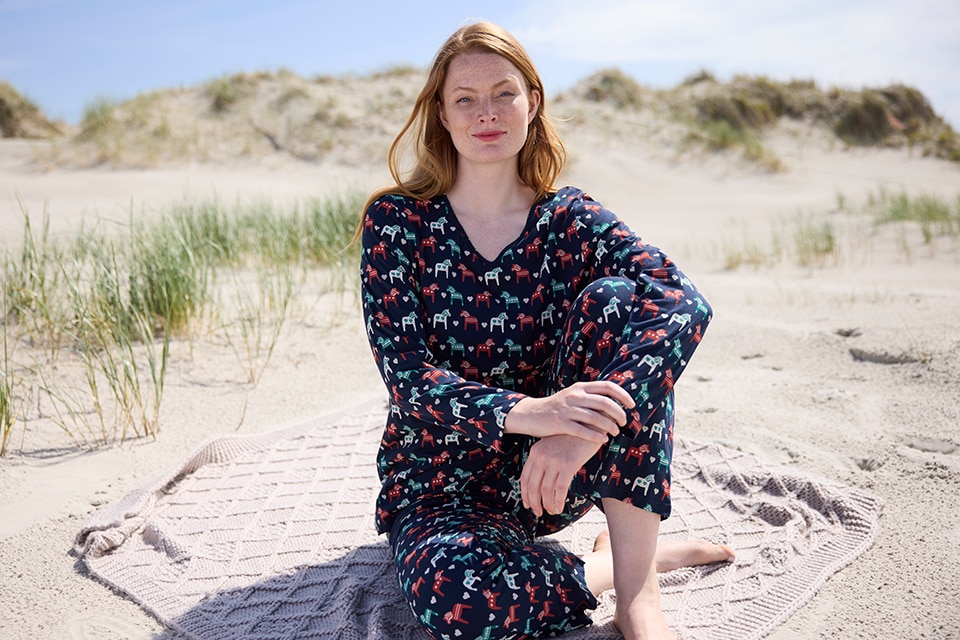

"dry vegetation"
[564, 69, 960, 169]
[0, 81, 66, 139]
[0, 192, 364, 454]
[5, 66, 958, 170]
[37, 67, 424, 167]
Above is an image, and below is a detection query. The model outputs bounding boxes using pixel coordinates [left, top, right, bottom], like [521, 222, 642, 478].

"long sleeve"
[360, 195, 525, 453]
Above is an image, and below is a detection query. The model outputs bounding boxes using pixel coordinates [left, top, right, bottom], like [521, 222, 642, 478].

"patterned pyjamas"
[360, 186, 712, 639]
[389, 277, 682, 639]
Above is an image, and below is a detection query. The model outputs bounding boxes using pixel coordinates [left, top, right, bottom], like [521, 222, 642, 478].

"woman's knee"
[572, 277, 637, 323]
[564, 278, 636, 340]
[553, 278, 637, 380]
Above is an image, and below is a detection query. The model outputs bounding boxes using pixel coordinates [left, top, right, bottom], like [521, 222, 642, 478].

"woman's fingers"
[521, 435, 601, 517]
[506, 381, 638, 442]
[583, 380, 636, 410]
[566, 381, 635, 437]
[518, 382, 638, 515]
[566, 418, 611, 443]
[525, 467, 565, 517]
[521, 456, 549, 516]
[548, 476, 567, 514]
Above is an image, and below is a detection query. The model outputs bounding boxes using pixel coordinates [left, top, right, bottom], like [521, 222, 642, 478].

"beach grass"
[792, 213, 839, 267]
[869, 190, 960, 241]
[0, 189, 363, 453]
[682, 119, 784, 172]
[221, 265, 298, 385]
[0, 80, 64, 139]
[580, 68, 645, 109]
[4, 210, 70, 358]
[66, 240, 172, 444]
[716, 190, 959, 271]
[857, 188, 960, 260]
[1, 287, 27, 455]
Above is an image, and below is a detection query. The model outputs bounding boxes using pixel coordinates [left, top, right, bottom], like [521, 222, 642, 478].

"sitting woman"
[358, 21, 733, 640]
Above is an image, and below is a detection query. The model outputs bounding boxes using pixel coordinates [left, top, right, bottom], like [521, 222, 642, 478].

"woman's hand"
[504, 381, 635, 444]
[520, 434, 600, 516]
[506, 381, 636, 517]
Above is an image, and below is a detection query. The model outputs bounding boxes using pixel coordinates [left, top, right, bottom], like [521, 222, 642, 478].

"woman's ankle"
[612, 591, 675, 640]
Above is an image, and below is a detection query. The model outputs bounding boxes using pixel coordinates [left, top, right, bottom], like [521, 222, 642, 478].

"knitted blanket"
[75, 399, 882, 640]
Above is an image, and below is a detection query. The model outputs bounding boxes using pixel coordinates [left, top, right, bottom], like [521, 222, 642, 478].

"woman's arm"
[361, 195, 525, 452]
[503, 380, 633, 443]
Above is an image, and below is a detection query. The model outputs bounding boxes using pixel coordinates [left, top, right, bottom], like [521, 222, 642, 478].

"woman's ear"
[437, 100, 449, 131]
[528, 89, 541, 124]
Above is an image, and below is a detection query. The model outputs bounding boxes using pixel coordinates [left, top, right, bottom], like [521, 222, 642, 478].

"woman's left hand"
[520, 434, 602, 517]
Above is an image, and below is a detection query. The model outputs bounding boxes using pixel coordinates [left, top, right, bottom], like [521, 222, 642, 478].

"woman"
[359, 21, 732, 640]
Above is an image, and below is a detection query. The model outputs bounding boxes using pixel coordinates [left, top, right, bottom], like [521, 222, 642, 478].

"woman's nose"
[478, 98, 497, 122]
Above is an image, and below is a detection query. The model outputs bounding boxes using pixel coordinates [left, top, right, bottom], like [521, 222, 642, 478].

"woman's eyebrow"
[449, 78, 518, 93]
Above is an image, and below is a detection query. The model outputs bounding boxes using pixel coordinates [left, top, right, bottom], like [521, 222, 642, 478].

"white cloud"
[513, 0, 960, 124]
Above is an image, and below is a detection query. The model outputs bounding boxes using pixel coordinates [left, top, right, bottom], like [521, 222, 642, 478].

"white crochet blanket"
[75, 399, 882, 640]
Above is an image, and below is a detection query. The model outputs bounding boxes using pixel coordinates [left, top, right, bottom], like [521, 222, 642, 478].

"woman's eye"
[456, 96, 472, 104]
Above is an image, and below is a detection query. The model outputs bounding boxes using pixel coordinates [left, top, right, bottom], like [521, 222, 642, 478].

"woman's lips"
[473, 131, 505, 142]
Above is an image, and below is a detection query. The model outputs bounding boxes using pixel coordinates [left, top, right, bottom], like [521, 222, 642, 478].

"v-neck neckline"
[440, 194, 546, 266]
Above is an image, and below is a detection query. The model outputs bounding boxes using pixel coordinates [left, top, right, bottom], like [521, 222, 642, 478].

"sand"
[1, 122, 958, 639]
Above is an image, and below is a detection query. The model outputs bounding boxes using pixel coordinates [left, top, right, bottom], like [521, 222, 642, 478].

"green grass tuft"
[0, 189, 364, 453]
[580, 69, 645, 109]
[206, 74, 254, 114]
[868, 189, 960, 247]
[834, 91, 891, 145]
[793, 214, 838, 267]
[1, 287, 27, 455]
[77, 98, 118, 141]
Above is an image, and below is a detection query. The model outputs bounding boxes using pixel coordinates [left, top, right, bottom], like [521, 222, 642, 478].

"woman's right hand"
[504, 381, 635, 444]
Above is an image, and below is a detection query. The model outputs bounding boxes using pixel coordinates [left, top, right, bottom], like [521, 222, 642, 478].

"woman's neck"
[446, 162, 534, 221]
[445, 164, 538, 262]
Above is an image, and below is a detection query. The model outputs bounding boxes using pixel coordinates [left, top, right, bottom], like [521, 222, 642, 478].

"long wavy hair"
[354, 21, 566, 242]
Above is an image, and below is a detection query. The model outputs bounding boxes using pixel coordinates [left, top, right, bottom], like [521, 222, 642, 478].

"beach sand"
[1, 124, 958, 639]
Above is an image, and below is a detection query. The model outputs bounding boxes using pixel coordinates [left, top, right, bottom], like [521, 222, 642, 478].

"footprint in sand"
[849, 347, 919, 365]
[855, 456, 885, 471]
[902, 435, 956, 455]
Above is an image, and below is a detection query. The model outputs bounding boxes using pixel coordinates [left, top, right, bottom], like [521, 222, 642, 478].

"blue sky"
[2, 0, 958, 128]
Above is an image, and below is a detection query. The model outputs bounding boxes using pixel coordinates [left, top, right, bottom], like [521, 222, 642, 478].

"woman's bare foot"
[592, 530, 734, 574]
[654, 539, 735, 573]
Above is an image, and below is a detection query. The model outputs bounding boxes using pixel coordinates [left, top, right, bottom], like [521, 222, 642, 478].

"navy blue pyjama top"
[360, 186, 707, 534]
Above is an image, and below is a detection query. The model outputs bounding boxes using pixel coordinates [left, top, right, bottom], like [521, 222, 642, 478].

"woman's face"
[439, 51, 541, 172]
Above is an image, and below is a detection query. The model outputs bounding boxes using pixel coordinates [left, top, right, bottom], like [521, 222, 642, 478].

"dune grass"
[868, 189, 960, 244]
[62, 240, 173, 445]
[792, 214, 839, 267]
[20, 67, 956, 170]
[1, 287, 27, 456]
[579, 68, 645, 109]
[0, 189, 363, 453]
[221, 265, 297, 385]
[0, 81, 64, 139]
[716, 190, 959, 271]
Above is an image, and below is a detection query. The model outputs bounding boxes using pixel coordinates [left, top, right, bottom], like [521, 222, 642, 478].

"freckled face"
[439, 52, 541, 170]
